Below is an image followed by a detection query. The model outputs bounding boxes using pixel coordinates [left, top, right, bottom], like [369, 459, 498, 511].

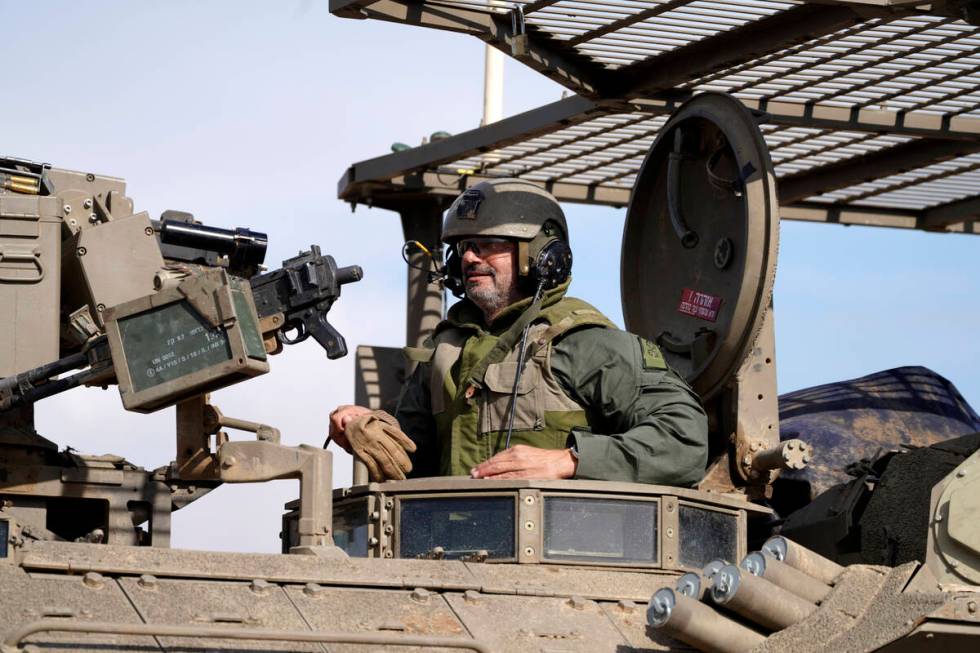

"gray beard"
[466, 283, 509, 320]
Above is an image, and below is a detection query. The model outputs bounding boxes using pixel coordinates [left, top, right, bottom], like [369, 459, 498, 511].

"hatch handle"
[667, 129, 699, 250]
[0, 244, 44, 283]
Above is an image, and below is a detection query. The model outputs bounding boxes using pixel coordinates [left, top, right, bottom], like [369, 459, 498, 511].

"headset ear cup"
[532, 238, 573, 290]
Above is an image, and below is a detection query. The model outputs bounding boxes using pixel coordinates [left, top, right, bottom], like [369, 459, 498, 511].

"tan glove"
[344, 410, 417, 481]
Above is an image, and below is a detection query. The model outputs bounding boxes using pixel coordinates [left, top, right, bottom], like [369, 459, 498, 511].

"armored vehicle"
[3, 0, 980, 651]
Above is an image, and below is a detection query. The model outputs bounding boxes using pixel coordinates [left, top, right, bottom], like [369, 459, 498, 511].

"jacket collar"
[445, 279, 572, 336]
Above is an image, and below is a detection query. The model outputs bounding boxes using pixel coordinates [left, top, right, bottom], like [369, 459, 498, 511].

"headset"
[433, 221, 572, 299]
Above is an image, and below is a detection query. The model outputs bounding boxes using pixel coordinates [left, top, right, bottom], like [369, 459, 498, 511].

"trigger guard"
[278, 320, 309, 345]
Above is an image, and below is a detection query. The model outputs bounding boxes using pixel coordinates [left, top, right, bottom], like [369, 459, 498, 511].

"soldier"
[329, 179, 708, 484]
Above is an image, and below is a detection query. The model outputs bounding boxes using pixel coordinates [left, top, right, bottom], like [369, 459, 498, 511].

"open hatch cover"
[622, 93, 779, 401]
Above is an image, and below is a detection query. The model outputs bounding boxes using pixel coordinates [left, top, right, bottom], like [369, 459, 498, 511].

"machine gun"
[0, 157, 360, 553]
[0, 222, 362, 413]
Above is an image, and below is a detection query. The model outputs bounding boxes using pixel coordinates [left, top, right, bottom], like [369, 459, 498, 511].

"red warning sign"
[678, 288, 722, 322]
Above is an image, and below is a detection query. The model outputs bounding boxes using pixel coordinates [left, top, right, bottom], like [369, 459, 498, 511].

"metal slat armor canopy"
[334, 0, 980, 235]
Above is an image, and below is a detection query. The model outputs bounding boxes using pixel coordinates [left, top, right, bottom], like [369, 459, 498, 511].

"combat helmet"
[442, 178, 572, 293]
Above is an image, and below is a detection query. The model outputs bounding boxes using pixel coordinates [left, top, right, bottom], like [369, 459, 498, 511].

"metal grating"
[333, 0, 980, 233]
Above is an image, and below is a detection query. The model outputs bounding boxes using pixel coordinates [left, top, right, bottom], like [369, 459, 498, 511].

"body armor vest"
[420, 296, 615, 475]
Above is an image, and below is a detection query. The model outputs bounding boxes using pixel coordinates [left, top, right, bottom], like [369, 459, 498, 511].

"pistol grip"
[303, 309, 348, 359]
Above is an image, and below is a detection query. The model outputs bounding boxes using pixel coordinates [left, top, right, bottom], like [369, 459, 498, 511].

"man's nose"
[461, 248, 482, 265]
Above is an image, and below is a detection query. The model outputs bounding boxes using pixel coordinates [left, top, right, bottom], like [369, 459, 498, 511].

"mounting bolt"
[83, 199, 93, 210]
[524, 546, 534, 557]
[76, 246, 87, 256]
[63, 204, 72, 214]
[524, 520, 535, 531]
[956, 469, 967, 478]
[523, 495, 535, 505]
[303, 583, 324, 598]
[137, 574, 158, 590]
[967, 601, 977, 614]
[250, 579, 273, 595]
[82, 571, 105, 589]
[567, 596, 588, 610]
[144, 226, 154, 236]
[369, 537, 380, 547]
[384, 524, 393, 535]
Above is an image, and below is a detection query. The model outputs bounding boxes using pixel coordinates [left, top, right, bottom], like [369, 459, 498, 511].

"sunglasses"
[455, 237, 513, 258]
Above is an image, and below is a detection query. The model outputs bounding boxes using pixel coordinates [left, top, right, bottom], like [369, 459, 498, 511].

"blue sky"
[2, 1, 977, 551]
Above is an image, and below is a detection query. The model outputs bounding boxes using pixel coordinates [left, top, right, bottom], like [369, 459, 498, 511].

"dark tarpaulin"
[778, 366, 980, 496]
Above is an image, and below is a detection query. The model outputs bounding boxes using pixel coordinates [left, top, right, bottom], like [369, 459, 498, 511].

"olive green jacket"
[396, 285, 708, 486]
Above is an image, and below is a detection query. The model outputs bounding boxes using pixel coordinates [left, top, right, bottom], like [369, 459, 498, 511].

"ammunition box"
[103, 268, 269, 412]
[0, 195, 63, 377]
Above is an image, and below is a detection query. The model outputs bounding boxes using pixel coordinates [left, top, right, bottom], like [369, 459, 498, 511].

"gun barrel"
[336, 265, 363, 286]
[160, 221, 268, 268]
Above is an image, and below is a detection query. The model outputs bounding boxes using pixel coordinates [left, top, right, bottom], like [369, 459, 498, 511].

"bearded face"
[460, 240, 525, 322]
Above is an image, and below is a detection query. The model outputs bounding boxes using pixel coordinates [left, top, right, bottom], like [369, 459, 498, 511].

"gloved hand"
[344, 410, 417, 481]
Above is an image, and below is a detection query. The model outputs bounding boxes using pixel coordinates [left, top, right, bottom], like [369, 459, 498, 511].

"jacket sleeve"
[394, 362, 441, 478]
[551, 328, 709, 486]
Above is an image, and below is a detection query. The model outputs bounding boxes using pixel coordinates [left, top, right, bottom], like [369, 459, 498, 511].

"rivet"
[88, 213, 98, 224]
[82, 571, 105, 589]
[96, 303, 106, 313]
[369, 537, 380, 546]
[524, 520, 534, 531]
[383, 550, 393, 558]
[144, 226, 154, 236]
[523, 495, 535, 505]
[137, 574, 158, 590]
[63, 204, 72, 214]
[666, 527, 674, 538]
[85, 173, 95, 182]
[524, 546, 534, 557]
[83, 199, 93, 209]
[967, 601, 977, 614]
[76, 246, 87, 256]
[385, 499, 393, 510]
[370, 511, 380, 521]
[956, 470, 967, 478]
[384, 525, 394, 535]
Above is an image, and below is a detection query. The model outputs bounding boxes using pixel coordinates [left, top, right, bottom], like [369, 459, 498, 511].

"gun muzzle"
[336, 265, 363, 286]
[160, 220, 268, 269]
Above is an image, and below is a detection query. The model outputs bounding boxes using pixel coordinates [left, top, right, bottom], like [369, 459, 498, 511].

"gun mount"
[0, 156, 361, 553]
